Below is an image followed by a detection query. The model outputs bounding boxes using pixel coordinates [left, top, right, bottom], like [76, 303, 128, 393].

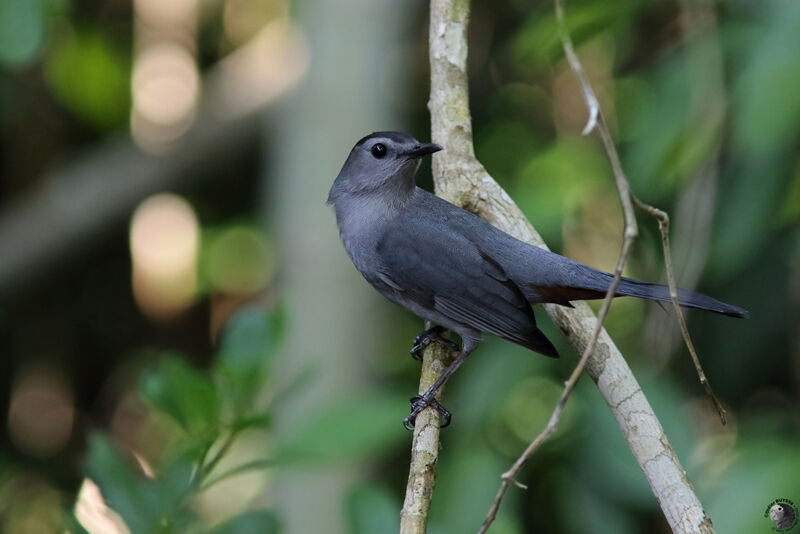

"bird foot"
[402, 394, 451, 431]
[410, 326, 460, 361]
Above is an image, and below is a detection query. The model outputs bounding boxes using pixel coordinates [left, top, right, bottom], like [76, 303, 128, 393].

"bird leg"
[410, 325, 460, 361]
[404, 395, 451, 430]
[403, 339, 477, 430]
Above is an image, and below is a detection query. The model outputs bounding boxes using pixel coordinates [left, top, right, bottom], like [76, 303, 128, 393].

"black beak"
[406, 143, 443, 159]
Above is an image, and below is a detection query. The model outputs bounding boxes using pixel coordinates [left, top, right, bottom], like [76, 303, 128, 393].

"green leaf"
[206, 510, 281, 534]
[345, 483, 399, 534]
[84, 434, 198, 533]
[157, 451, 196, 522]
[0, 0, 44, 67]
[218, 305, 283, 372]
[215, 305, 284, 413]
[232, 413, 271, 431]
[141, 356, 221, 437]
[83, 433, 160, 533]
[276, 392, 407, 463]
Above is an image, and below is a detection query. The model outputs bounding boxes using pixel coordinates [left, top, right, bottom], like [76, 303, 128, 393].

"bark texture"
[399, 344, 454, 534]
[419, 0, 714, 532]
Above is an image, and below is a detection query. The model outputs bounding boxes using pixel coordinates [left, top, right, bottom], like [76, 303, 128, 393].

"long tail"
[507, 245, 749, 318]
[614, 276, 748, 318]
[527, 261, 750, 318]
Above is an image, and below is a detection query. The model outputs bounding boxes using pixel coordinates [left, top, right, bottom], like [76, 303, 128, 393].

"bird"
[327, 131, 748, 430]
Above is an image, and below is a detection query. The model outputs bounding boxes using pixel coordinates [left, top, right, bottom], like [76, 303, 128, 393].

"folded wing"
[375, 221, 559, 357]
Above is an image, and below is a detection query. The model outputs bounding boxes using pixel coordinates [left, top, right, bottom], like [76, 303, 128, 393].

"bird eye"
[371, 143, 387, 158]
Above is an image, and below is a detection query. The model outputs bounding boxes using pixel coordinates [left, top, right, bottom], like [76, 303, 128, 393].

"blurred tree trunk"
[262, 1, 416, 533]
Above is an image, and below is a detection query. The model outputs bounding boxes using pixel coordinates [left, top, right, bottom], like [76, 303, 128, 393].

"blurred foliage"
[79, 305, 285, 533]
[44, 27, 130, 130]
[345, 483, 400, 534]
[199, 225, 275, 296]
[0, 0, 798, 533]
[0, 0, 49, 67]
[275, 392, 407, 464]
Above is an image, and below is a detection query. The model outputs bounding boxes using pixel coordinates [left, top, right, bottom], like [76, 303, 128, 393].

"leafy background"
[0, 0, 798, 533]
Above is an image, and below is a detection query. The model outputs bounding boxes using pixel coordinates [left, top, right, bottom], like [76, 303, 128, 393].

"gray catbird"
[328, 131, 748, 429]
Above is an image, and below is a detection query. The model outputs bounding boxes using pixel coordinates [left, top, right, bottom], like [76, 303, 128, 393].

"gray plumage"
[329, 131, 746, 358]
[328, 132, 748, 427]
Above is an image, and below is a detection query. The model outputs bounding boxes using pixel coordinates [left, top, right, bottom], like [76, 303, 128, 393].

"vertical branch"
[399, 0, 476, 529]
[400, 341, 454, 534]
[422, 1, 716, 534]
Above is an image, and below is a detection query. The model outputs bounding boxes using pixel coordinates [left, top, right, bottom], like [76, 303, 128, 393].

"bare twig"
[479, 1, 639, 529]
[422, 0, 717, 532]
[479, 226, 633, 533]
[646, 0, 725, 364]
[399, 337, 454, 534]
[631, 199, 726, 423]
[480, 0, 723, 531]
[628, 3, 726, 422]
[406, 0, 717, 533]
[554, 0, 599, 136]
[562, 0, 727, 424]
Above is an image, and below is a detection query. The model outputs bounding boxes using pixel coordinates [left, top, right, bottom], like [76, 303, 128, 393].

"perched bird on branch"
[328, 131, 748, 429]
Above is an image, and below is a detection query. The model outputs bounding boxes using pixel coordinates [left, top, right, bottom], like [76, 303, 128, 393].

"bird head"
[328, 131, 442, 204]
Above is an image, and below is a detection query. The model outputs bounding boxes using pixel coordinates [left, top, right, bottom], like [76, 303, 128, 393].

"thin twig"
[645, 0, 725, 362]
[422, 0, 716, 532]
[631, 198, 726, 424]
[479, 231, 634, 533]
[200, 428, 241, 481]
[554, 0, 599, 136]
[190, 441, 214, 488]
[199, 458, 275, 492]
[480, 0, 725, 529]
[479, 0, 639, 523]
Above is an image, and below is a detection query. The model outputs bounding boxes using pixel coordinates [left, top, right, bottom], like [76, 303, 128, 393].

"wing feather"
[376, 222, 541, 347]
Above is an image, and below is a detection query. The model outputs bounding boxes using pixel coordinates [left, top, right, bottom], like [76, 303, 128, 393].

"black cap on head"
[329, 131, 442, 203]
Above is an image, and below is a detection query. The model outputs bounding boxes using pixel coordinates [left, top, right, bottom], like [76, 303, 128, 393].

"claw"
[410, 326, 460, 361]
[402, 394, 452, 430]
[402, 414, 416, 431]
[439, 403, 452, 428]
[409, 341, 425, 362]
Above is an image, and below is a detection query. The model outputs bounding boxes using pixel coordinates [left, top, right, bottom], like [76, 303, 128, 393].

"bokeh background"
[0, 0, 798, 532]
